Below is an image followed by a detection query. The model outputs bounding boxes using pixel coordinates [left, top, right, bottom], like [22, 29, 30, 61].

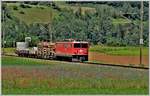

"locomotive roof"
[56, 41, 88, 43]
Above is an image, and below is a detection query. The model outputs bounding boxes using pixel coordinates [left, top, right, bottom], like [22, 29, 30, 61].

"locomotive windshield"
[74, 43, 88, 48]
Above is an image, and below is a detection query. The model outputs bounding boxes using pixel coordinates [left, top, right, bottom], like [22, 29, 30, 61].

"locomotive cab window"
[74, 43, 80, 48]
[74, 43, 88, 48]
[82, 44, 88, 48]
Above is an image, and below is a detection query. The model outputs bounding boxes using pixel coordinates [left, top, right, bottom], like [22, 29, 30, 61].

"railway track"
[84, 61, 149, 70]
[3, 54, 149, 70]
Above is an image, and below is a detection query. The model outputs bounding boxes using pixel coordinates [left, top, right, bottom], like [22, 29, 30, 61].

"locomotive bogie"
[72, 55, 88, 62]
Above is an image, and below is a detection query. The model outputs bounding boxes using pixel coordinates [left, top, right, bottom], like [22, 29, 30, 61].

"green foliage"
[20, 4, 32, 8]
[11, 6, 54, 25]
[2, 1, 149, 47]
[19, 11, 25, 14]
[2, 48, 15, 55]
[13, 5, 18, 10]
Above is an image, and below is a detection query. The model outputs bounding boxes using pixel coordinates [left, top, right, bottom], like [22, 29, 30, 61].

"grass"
[112, 18, 131, 25]
[90, 45, 149, 56]
[2, 56, 149, 94]
[2, 56, 60, 66]
[112, 18, 148, 26]
[2, 48, 15, 54]
[7, 3, 58, 25]
[7, 2, 96, 25]
[3, 88, 148, 95]
[59, 4, 96, 14]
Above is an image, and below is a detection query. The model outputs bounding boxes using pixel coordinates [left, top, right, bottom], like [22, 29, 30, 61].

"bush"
[13, 6, 18, 10]
[27, 5, 32, 8]
[40, 7, 44, 9]
[20, 4, 31, 8]
[20, 4, 26, 8]
[19, 11, 25, 14]
[30, 2, 39, 5]
[51, 3, 61, 11]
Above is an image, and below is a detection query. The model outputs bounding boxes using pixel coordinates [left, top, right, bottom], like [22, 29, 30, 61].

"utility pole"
[49, 2, 52, 43]
[118, 2, 143, 65]
[140, 1, 143, 65]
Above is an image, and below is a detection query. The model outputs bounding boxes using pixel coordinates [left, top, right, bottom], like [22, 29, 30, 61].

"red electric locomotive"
[55, 39, 89, 61]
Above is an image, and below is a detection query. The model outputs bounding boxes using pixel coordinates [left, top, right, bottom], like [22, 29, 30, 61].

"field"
[2, 56, 149, 94]
[7, 3, 57, 25]
[89, 45, 149, 56]
[89, 46, 149, 67]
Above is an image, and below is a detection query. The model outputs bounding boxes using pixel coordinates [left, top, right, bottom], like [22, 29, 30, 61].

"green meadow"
[90, 45, 149, 56]
[2, 56, 149, 94]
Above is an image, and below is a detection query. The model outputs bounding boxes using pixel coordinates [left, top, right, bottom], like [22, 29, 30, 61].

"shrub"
[27, 5, 32, 8]
[19, 11, 25, 14]
[51, 3, 61, 11]
[20, 4, 31, 8]
[20, 4, 26, 8]
[13, 6, 18, 10]
[40, 7, 44, 9]
[30, 2, 39, 5]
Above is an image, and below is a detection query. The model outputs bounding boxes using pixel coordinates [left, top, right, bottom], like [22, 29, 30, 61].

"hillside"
[6, 2, 130, 25]
[7, 3, 55, 24]
[2, 1, 149, 47]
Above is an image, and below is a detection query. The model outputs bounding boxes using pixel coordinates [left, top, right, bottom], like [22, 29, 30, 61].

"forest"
[1, 1, 149, 47]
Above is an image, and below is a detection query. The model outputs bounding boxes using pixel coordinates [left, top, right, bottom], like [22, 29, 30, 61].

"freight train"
[15, 39, 89, 62]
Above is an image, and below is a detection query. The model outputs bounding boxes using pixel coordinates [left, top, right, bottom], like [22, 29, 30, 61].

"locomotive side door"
[64, 43, 72, 57]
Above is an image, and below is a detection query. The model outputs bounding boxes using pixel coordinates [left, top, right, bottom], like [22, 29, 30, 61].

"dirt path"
[89, 52, 149, 67]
